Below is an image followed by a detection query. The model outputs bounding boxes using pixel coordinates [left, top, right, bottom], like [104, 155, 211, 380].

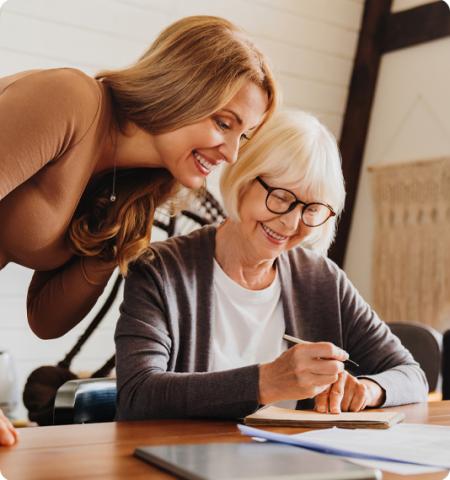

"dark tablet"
[134, 442, 381, 480]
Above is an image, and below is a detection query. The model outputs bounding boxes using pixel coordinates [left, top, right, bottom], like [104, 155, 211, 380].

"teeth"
[193, 151, 221, 172]
[261, 223, 288, 241]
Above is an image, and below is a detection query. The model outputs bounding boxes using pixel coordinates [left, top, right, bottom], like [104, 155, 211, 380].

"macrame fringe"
[371, 157, 450, 331]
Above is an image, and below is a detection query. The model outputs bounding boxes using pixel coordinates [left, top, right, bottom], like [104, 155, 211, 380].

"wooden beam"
[329, 1, 449, 267]
[329, 0, 392, 267]
[382, 1, 450, 53]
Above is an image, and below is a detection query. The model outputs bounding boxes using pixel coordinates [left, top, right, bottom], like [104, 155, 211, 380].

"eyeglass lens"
[266, 189, 331, 227]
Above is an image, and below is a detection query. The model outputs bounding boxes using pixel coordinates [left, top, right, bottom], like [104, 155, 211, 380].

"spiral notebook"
[244, 406, 405, 429]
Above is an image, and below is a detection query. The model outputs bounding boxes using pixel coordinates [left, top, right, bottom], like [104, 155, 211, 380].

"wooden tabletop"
[1, 401, 450, 479]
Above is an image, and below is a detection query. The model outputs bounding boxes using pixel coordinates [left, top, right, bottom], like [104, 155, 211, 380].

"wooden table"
[1, 401, 450, 479]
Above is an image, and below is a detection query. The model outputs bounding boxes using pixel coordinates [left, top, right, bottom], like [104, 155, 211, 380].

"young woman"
[114, 111, 427, 422]
[0, 16, 276, 445]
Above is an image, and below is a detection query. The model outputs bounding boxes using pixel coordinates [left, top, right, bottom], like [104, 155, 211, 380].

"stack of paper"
[238, 423, 450, 475]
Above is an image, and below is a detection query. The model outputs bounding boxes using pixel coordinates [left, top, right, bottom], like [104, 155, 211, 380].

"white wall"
[345, 10, 450, 316]
[392, 0, 435, 11]
[0, 0, 364, 419]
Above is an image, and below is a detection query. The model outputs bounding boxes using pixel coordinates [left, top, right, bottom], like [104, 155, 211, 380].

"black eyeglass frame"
[256, 176, 336, 227]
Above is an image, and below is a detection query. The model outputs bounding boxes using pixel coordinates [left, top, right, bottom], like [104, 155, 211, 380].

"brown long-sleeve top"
[0, 68, 117, 338]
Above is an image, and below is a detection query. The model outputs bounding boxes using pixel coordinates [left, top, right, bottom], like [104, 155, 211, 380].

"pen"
[283, 334, 359, 369]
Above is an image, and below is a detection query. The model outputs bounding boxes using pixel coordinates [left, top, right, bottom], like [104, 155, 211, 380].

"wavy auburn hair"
[69, 16, 277, 275]
[69, 169, 177, 275]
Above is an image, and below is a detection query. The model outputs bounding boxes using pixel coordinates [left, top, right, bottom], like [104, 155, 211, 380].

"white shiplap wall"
[0, 0, 363, 419]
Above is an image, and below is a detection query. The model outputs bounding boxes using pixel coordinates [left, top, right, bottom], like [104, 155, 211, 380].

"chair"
[387, 322, 443, 392]
[53, 378, 117, 424]
[153, 188, 226, 237]
[442, 329, 450, 400]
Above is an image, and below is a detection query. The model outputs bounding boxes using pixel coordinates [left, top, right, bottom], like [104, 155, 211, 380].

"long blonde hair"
[69, 16, 277, 275]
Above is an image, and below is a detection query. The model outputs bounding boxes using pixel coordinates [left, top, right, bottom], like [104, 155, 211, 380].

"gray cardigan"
[115, 226, 428, 421]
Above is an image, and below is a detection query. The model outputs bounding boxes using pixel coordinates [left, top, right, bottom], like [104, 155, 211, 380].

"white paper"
[345, 457, 445, 475]
[299, 424, 450, 468]
[239, 423, 450, 470]
[248, 437, 445, 475]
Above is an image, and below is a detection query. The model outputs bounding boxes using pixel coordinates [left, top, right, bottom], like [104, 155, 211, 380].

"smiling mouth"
[260, 222, 289, 243]
[193, 150, 222, 175]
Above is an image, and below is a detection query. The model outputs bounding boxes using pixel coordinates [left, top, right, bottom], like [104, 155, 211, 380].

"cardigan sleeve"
[336, 265, 429, 406]
[114, 257, 260, 421]
[0, 68, 100, 200]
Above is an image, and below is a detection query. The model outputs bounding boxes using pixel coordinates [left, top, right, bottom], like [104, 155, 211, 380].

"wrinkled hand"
[0, 408, 18, 446]
[259, 342, 349, 404]
[314, 371, 385, 414]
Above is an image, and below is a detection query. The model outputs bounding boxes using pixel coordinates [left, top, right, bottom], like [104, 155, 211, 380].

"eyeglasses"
[256, 176, 336, 227]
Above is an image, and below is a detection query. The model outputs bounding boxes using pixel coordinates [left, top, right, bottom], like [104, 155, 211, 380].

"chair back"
[153, 189, 226, 237]
[53, 378, 116, 424]
[442, 329, 450, 400]
[388, 322, 442, 392]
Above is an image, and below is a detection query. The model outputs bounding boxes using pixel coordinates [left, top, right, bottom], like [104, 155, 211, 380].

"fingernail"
[341, 349, 349, 360]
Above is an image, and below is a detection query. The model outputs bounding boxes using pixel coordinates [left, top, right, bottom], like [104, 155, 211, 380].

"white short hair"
[220, 110, 346, 254]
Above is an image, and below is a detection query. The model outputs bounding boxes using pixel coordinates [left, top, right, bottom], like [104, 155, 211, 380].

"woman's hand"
[259, 342, 349, 404]
[314, 371, 386, 414]
[0, 408, 18, 446]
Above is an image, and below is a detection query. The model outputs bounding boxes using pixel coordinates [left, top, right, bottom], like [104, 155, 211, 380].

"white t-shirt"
[210, 259, 288, 372]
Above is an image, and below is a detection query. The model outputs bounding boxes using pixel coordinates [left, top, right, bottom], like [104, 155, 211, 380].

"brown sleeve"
[27, 256, 116, 339]
[0, 68, 100, 200]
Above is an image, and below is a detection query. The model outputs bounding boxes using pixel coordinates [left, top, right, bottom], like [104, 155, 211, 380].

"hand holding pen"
[258, 336, 351, 405]
[283, 334, 359, 370]
[282, 334, 385, 413]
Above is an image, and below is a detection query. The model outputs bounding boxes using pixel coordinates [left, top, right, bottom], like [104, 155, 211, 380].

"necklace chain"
[109, 128, 118, 202]
[110, 164, 117, 202]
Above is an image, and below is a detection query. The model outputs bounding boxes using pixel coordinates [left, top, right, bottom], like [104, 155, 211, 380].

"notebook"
[135, 442, 381, 480]
[244, 406, 405, 429]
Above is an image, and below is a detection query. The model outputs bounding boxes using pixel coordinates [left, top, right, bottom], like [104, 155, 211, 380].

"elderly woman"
[115, 111, 428, 421]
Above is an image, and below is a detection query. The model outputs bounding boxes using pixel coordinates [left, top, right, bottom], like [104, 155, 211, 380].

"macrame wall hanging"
[370, 157, 450, 331]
